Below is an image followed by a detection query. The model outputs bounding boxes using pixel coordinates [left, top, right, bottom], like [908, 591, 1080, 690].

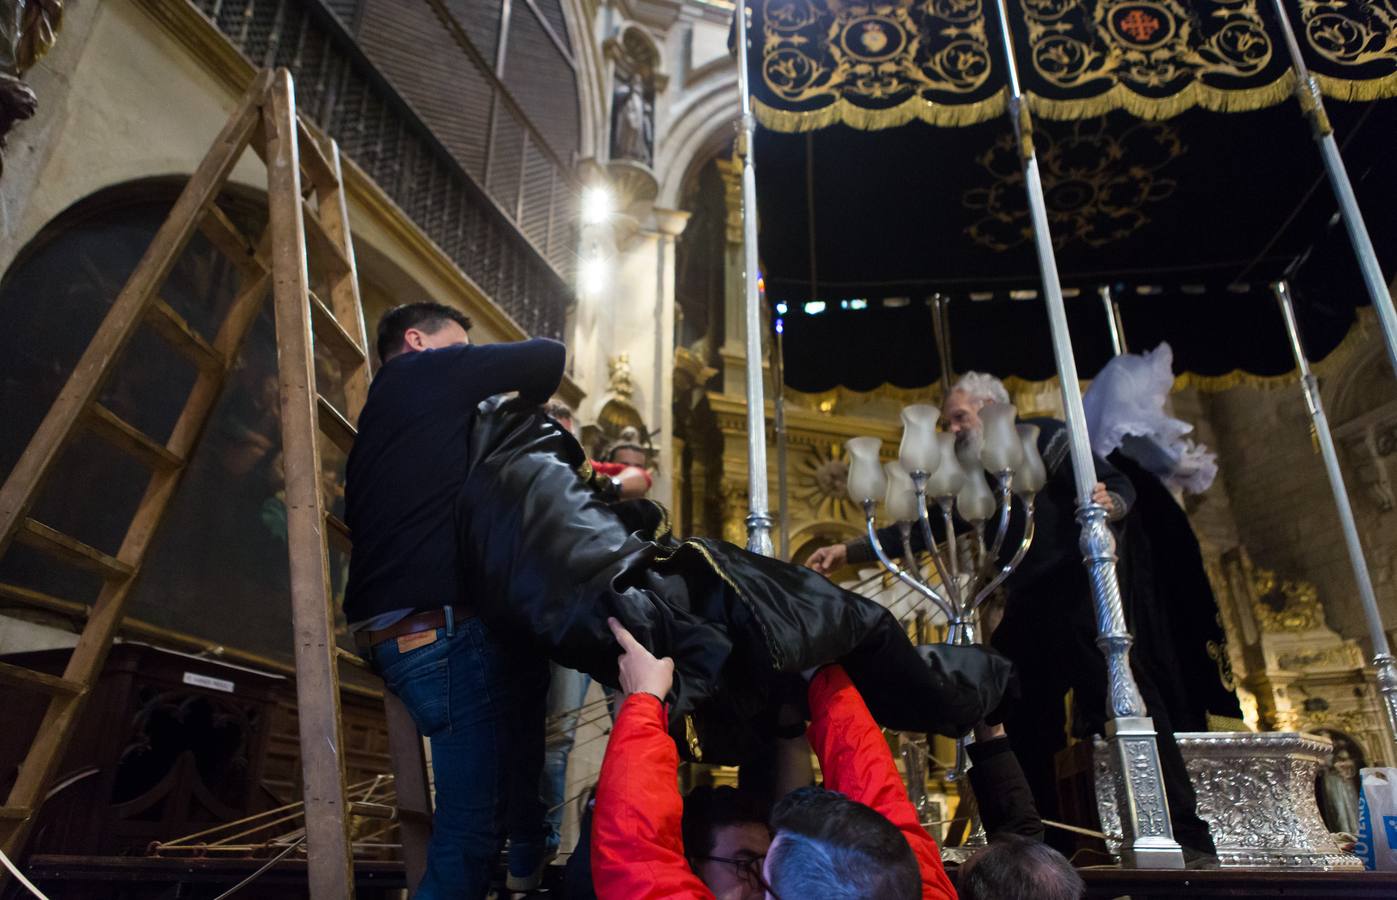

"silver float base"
[1093, 731, 1362, 870]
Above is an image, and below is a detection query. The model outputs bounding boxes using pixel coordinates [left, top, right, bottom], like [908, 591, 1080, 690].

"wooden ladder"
[0, 70, 430, 897]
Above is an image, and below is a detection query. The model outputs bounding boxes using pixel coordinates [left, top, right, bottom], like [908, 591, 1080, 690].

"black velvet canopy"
[741, 0, 1397, 391]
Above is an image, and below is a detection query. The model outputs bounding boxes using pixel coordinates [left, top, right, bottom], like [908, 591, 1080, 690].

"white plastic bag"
[1356, 767, 1397, 870]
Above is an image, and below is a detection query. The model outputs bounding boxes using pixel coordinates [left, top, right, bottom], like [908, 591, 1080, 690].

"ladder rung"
[296, 120, 339, 194]
[147, 300, 225, 373]
[309, 291, 367, 366]
[86, 403, 183, 471]
[0, 806, 32, 821]
[325, 513, 352, 554]
[15, 519, 135, 581]
[301, 199, 352, 276]
[317, 395, 356, 456]
[199, 203, 262, 273]
[349, 801, 396, 820]
[0, 660, 84, 697]
[335, 646, 369, 670]
[0, 581, 83, 618]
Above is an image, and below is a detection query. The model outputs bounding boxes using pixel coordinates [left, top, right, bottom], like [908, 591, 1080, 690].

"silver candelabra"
[846, 402, 1044, 648]
[846, 402, 1045, 853]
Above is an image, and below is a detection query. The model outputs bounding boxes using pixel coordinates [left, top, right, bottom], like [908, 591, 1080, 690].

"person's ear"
[403, 327, 427, 351]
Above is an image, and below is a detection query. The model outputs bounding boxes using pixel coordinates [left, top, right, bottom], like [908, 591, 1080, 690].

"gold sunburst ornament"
[795, 442, 858, 520]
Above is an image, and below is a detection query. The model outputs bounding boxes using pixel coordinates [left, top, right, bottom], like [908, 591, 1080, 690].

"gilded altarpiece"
[1208, 547, 1393, 767]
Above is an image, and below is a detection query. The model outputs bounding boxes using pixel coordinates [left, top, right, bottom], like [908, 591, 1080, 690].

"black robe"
[454, 401, 1014, 764]
[1114, 452, 1243, 731]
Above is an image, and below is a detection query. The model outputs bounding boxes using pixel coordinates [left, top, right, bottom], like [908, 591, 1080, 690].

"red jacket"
[591, 666, 957, 899]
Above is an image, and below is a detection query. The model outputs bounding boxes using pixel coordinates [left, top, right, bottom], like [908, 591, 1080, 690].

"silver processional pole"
[991, 0, 1184, 868]
[734, 0, 774, 556]
[1100, 284, 1126, 357]
[1267, 0, 1397, 384]
[1272, 281, 1397, 761]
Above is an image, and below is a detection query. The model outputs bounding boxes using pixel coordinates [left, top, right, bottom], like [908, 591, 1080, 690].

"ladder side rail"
[264, 69, 358, 900]
[315, 136, 371, 419]
[316, 137, 432, 883]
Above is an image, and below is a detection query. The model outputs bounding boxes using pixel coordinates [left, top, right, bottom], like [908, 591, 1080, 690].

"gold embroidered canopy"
[745, 1, 1397, 391]
[752, 0, 1397, 131]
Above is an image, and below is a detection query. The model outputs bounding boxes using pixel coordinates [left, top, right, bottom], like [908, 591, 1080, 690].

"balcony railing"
[191, 0, 575, 341]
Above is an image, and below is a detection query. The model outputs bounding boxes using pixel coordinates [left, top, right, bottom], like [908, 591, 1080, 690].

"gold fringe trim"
[1314, 70, 1397, 103]
[1027, 74, 1296, 122]
[752, 90, 1007, 133]
[1171, 316, 1370, 393]
[752, 74, 1300, 132]
[945, 318, 1369, 397]
[1206, 713, 1251, 733]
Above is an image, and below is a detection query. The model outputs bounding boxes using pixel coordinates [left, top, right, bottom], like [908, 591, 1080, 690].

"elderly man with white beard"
[805, 372, 1218, 866]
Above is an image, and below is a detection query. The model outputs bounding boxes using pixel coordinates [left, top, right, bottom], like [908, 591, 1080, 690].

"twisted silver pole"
[1273, 281, 1397, 761]
[991, 0, 1182, 867]
[734, 0, 773, 556]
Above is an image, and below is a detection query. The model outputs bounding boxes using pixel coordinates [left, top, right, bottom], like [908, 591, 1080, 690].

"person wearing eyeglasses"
[591, 618, 956, 900]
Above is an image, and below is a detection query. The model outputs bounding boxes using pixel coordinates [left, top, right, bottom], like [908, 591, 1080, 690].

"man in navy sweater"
[345, 302, 565, 899]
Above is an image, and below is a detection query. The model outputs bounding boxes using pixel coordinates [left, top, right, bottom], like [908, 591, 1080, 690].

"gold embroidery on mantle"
[1018, 0, 1293, 120]
[756, 0, 1004, 132]
[963, 117, 1183, 252]
[1299, 0, 1397, 103]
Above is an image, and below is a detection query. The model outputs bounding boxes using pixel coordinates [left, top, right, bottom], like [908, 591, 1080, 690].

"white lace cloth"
[1083, 342, 1218, 495]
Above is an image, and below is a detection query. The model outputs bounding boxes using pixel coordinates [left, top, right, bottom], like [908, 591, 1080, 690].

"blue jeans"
[373, 617, 513, 900]
[541, 664, 591, 848]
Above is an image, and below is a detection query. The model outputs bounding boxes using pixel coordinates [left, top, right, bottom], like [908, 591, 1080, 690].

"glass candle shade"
[980, 402, 1024, 473]
[957, 468, 997, 522]
[884, 461, 921, 522]
[846, 437, 887, 505]
[925, 433, 965, 497]
[1014, 424, 1047, 495]
[898, 404, 942, 475]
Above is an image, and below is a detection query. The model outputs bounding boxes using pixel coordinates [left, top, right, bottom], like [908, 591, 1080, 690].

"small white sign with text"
[182, 671, 235, 694]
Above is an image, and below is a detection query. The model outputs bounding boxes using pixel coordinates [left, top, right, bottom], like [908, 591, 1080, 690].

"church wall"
[1197, 340, 1397, 656]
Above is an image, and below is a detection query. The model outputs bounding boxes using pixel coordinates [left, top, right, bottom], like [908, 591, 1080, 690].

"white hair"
[950, 371, 1009, 406]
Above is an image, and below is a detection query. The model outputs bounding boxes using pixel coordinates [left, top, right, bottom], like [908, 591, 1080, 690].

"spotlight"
[581, 186, 613, 224]
[580, 256, 608, 294]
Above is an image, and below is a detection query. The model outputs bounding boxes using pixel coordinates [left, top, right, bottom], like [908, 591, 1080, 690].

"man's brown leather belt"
[354, 606, 473, 651]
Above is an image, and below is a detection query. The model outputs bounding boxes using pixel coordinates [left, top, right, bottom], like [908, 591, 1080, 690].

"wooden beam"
[301, 198, 353, 279]
[265, 67, 357, 899]
[295, 120, 339, 195]
[198, 203, 262, 275]
[317, 395, 356, 457]
[316, 139, 372, 421]
[384, 693, 432, 892]
[86, 404, 183, 471]
[309, 290, 367, 367]
[0, 661, 84, 697]
[14, 520, 134, 581]
[325, 513, 353, 555]
[147, 299, 225, 373]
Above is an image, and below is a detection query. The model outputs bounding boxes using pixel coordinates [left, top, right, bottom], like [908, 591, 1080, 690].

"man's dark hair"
[543, 399, 574, 423]
[957, 835, 1084, 900]
[766, 786, 920, 900]
[375, 302, 473, 363]
[681, 786, 769, 860]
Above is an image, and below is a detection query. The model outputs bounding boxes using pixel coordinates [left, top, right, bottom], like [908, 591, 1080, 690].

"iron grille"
[190, 0, 575, 341]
